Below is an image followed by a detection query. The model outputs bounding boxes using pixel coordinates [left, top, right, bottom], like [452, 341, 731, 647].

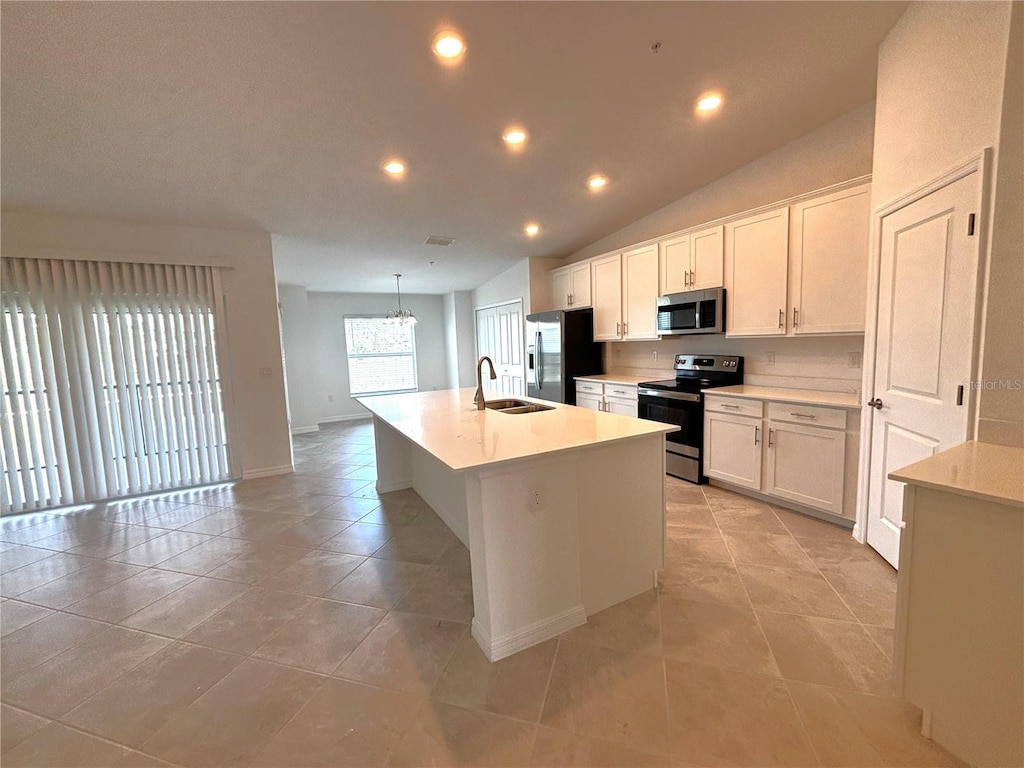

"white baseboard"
[319, 414, 373, 425]
[375, 478, 412, 493]
[472, 605, 586, 662]
[242, 464, 294, 480]
[291, 425, 320, 435]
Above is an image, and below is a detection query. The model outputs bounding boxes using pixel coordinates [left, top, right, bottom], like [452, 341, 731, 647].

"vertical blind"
[0, 257, 233, 515]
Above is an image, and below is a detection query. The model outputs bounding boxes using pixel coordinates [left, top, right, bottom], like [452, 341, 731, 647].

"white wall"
[472, 258, 531, 314]
[277, 288, 448, 425]
[442, 291, 477, 389]
[871, 0, 1021, 446]
[0, 210, 293, 477]
[564, 104, 876, 264]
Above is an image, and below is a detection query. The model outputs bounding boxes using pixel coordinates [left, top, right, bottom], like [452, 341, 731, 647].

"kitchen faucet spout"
[475, 356, 497, 410]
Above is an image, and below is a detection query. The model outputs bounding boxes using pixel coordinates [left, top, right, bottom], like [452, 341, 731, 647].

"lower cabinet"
[705, 395, 852, 517]
[575, 380, 638, 417]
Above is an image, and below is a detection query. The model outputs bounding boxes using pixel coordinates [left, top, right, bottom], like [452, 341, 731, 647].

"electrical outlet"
[765, 351, 776, 365]
[651, 350, 658, 361]
[848, 351, 863, 369]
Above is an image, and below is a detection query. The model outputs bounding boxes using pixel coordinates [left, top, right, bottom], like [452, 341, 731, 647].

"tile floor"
[0, 421, 965, 767]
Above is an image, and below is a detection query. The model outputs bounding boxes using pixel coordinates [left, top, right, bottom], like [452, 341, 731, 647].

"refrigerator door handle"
[535, 331, 543, 390]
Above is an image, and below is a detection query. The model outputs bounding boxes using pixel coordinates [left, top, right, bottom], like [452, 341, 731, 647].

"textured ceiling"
[1, 2, 907, 294]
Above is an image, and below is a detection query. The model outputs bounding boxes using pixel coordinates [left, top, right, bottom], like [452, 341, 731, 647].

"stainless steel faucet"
[474, 356, 497, 410]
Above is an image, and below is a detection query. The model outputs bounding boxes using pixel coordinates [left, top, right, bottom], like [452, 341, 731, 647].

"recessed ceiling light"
[503, 127, 528, 146]
[433, 30, 465, 60]
[524, 223, 540, 237]
[382, 159, 406, 176]
[587, 175, 609, 191]
[696, 93, 723, 112]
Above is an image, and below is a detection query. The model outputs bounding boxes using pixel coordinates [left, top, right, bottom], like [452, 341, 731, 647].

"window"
[344, 317, 417, 395]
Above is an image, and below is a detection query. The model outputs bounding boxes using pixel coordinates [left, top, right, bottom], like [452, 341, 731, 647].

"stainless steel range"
[637, 354, 744, 483]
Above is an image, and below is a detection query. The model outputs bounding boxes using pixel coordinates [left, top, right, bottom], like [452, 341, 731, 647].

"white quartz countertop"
[356, 388, 677, 472]
[889, 441, 1024, 509]
[703, 385, 862, 409]
[574, 373, 652, 387]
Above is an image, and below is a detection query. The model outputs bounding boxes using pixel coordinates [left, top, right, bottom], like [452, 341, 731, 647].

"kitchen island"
[357, 388, 677, 661]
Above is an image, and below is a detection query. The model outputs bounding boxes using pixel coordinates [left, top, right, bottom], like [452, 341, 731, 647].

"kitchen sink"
[483, 399, 555, 414]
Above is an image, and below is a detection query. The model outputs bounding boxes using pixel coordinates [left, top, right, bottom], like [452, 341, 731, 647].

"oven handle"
[638, 388, 701, 403]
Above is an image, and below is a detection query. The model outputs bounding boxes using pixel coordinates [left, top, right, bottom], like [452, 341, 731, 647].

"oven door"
[637, 388, 704, 481]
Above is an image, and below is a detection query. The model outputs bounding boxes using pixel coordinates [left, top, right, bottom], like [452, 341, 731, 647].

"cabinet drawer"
[575, 380, 602, 395]
[767, 402, 846, 430]
[705, 396, 763, 418]
[604, 384, 638, 401]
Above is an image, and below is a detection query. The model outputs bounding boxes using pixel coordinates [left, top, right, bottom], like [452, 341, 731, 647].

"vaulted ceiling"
[1, 2, 907, 293]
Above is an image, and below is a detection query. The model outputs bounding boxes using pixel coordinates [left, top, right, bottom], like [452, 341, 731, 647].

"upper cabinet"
[591, 247, 659, 341]
[725, 207, 791, 337]
[548, 262, 592, 311]
[659, 225, 724, 295]
[789, 184, 870, 335]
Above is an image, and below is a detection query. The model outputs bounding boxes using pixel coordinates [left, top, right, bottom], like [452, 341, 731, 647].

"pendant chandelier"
[386, 273, 417, 325]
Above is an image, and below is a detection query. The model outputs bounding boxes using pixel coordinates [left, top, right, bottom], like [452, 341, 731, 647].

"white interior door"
[475, 301, 524, 396]
[866, 171, 981, 568]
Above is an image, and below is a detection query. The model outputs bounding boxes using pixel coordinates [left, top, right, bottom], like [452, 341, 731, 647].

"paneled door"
[475, 300, 525, 396]
[866, 170, 981, 568]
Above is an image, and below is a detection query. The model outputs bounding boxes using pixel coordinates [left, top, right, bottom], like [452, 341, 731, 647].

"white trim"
[318, 413, 373, 425]
[0, 247, 234, 270]
[290, 425, 320, 435]
[854, 149, 992, 545]
[374, 478, 412, 493]
[472, 605, 587, 662]
[242, 464, 293, 480]
[473, 297, 524, 313]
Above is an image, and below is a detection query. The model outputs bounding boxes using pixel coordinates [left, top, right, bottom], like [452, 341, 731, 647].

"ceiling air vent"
[424, 235, 455, 247]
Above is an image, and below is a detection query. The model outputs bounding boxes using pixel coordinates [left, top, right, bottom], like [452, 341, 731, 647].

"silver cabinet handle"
[754, 426, 760, 445]
[790, 412, 815, 419]
[778, 308, 784, 329]
[616, 321, 621, 336]
[868, 398, 884, 410]
[722, 404, 740, 410]
[569, 293, 574, 306]
[683, 270, 690, 287]
[768, 428, 775, 448]
[622, 322, 628, 336]
[689, 270, 695, 286]
[793, 307, 799, 327]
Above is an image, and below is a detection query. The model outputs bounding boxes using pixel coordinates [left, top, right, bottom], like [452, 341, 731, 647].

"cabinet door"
[725, 207, 790, 336]
[690, 225, 724, 290]
[569, 263, 592, 308]
[790, 184, 870, 335]
[605, 397, 637, 417]
[591, 254, 623, 341]
[549, 269, 571, 311]
[659, 234, 690, 295]
[765, 420, 845, 514]
[704, 412, 762, 490]
[576, 391, 603, 411]
[622, 245, 659, 340]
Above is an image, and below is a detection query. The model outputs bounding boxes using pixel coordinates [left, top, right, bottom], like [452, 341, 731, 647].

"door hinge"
[956, 384, 964, 406]
[967, 213, 976, 236]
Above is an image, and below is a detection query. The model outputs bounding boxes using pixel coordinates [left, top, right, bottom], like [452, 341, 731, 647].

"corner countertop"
[702, 385, 862, 409]
[356, 388, 677, 472]
[574, 373, 652, 387]
[889, 441, 1024, 509]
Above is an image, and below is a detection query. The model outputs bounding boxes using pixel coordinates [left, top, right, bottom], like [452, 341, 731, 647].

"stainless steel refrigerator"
[526, 308, 604, 405]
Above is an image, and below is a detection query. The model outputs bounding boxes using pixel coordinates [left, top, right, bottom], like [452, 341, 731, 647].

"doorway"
[475, 300, 525, 397]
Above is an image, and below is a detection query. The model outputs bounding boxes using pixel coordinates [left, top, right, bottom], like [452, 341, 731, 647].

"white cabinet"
[724, 207, 790, 337]
[659, 226, 724, 295]
[705, 395, 852, 517]
[705, 410, 762, 490]
[548, 262, 592, 311]
[590, 248, 659, 342]
[575, 380, 639, 417]
[789, 184, 870, 335]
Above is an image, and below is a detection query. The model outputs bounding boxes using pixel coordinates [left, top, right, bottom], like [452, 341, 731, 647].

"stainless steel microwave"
[656, 288, 725, 335]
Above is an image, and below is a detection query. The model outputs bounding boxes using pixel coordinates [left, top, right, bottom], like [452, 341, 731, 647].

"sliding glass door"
[0, 257, 234, 515]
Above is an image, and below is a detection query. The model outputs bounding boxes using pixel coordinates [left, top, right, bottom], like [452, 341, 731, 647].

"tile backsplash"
[606, 335, 865, 394]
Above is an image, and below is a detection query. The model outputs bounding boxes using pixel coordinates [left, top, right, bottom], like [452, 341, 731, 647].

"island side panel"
[411, 446, 469, 547]
[467, 454, 586, 662]
[371, 416, 412, 492]
[577, 434, 666, 615]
